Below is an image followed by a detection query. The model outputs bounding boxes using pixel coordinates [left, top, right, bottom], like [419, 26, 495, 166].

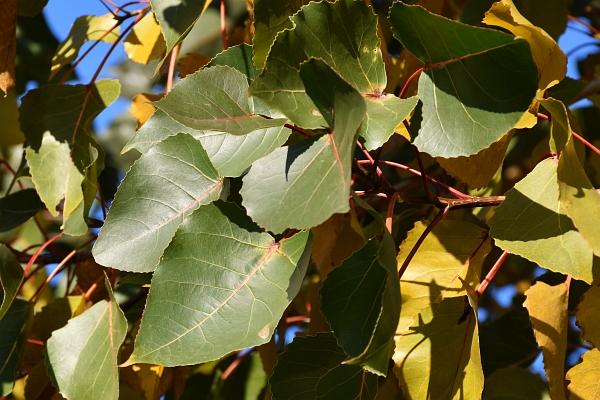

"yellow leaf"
[575, 285, 600, 347]
[523, 281, 568, 400]
[437, 130, 514, 189]
[178, 53, 212, 79]
[123, 12, 166, 64]
[130, 93, 165, 129]
[0, 0, 17, 95]
[483, 0, 566, 91]
[567, 348, 600, 400]
[50, 14, 120, 79]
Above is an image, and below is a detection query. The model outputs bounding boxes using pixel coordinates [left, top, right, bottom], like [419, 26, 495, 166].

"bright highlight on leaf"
[123, 11, 166, 64]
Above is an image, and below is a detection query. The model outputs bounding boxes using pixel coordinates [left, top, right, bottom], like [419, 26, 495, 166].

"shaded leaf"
[118, 272, 153, 286]
[50, 14, 120, 79]
[93, 133, 223, 272]
[270, 333, 378, 400]
[393, 296, 484, 400]
[45, 277, 127, 400]
[523, 282, 568, 400]
[575, 285, 600, 347]
[513, 0, 568, 41]
[130, 92, 164, 129]
[37, 295, 86, 341]
[178, 52, 211, 78]
[128, 201, 312, 366]
[482, 0, 566, 90]
[547, 77, 588, 106]
[123, 12, 166, 64]
[242, 58, 366, 233]
[396, 220, 491, 335]
[0, 299, 32, 397]
[0, 189, 42, 232]
[0, 0, 16, 94]
[0, 90, 24, 146]
[482, 366, 550, 400]
[567, 348, 600, 400]
[389, 3, 539, 157]
[488, 159, 598, 283]
[16, 0, 48, 16]
[154, 65, 287, 135]
[0, 244, 24, 320]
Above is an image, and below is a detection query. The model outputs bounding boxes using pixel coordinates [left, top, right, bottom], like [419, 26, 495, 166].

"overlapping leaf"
[389, 3, 539, 158]
[128, 201, 312, 366]
[575, 285, 600, 347]
[269, 333, 378, 400]
[93, 133, 223, 272]
[0, 244, 24, 320]
[123, 11, 166, 64]
[523, 282, 568, 400]
[488, 159, 598, 283]
[567, 348, 600, 400]
[394, 296, 483, 400]
[482, 367, 550, 400]
[50, 14, 120, 79]
[251, 0, 417, 149]
[241, 59, 366, 233]
[0, 189, 41, 232]
[46, 278, 127, 400]
[396, 220, 491, 334]
[0, 299, 32, 397]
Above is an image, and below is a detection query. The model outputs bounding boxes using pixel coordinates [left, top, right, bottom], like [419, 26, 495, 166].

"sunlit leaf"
[46, 277, 127, 400]
[270, 333, 378, 400]
[483, 366, 550, 400]
[242, 58, 366, 233]
[361, 96, 418, 151]
[523, 281, 568, 400]
[488, 159, 598, 283]
[130, 92, 164, 129]
[575, 285, 600, 347]
[0, 299, 32, 397]
[389, 3, 538, 157]
[50, 14, 120, 79]
[93, 133, 223, 272]
[0, 189, 41, 232]
[123, 11, 166, 64]
[128, 201, 312, 366]
[0, 244, 24, 320]
[566, 348, 600, 400]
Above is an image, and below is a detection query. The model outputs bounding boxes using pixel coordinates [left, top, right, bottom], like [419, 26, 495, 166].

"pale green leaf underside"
[270, 333, 378, 400]
[129, 202, 312, 366]
[93, 133, 222, 272]
[489, 159, 598, 283]
[46, 278, 127, 400]
[361, 95, 418, 151]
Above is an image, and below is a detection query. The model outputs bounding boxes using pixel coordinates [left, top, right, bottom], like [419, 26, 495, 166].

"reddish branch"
[166, 44, 180, 93]
[220, 0, 228, 50]
[476, 250, 509, 297]
[30, 249, 77, 303]
[568, 15, 600, 36]
[386, 192, 399, 233]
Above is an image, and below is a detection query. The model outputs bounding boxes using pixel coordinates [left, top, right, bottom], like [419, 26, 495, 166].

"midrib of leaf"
[106, 180, 221, 253]
[136, 241, 282, 358]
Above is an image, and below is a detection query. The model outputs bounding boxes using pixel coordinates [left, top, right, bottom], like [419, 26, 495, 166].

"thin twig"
[399, 67, 424, 99]
[568, 15, 600, 36]
[476, 250, 509, 297]
[30, 249, 77, 303]
[220, 0, 228, 50]
[356, 141, 391, 186]
[414, 146, 433, 199]
[166, 44, 180, 93]
[222, 349, 254, 380]
[537, 113, 600, 156]
[23, 233, 63, 277]
[386, 192, 399, 234]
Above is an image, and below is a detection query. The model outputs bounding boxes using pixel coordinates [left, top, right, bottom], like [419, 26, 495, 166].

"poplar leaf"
[123, 12, 166, 64]
[0, 299, 32, 397]
[93, 133, 223, 272]
[130, 93, 164, 129]
[0, 244, 24, 320]
[0, 0, 17, 95]
[483, 0, 566, 90]
[242, 59, 366, 233]
[523, 282, 568, 400]
[128, 202, 312, 366]
[270, 333, 378, 400]
[396, 220, 491, 334]
[393, 296, 484, 400]
[483, 366, 550, 400]
[0, 189, 42, 232]
[566, 348, 600, 400]
[575, 285, 600, 347]
[50, 14, 120, 79]
[488, 159, 598, 283]
[389, 3, 539, 158]
[46, 277, 127, 400]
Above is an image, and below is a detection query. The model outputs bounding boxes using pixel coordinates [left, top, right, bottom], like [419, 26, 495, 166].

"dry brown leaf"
[524, 281, 568, 400]
[178, 53, 212, 79]
[0, 0, 17, 95]
[130, 93, 165, 129]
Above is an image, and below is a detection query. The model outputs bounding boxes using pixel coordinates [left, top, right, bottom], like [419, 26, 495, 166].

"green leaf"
[124, 107, 290, 178]
[575, 285, 600, 347]
[396, 220, 491, 335]
[128, 201, 312, 366]
[241, 58, 366, 233]
[149, 0, 210, 71]
[393, 296, 484, 400]
[488, 159, 598, 283]
[523, 282, 568, 400]
[207, 43, 260, 82]
[93, 133, 223, 272]
[118, 272, 153, 286]
[0, 244, 24, 321]
[17, 0, 49, 16]
[252, 0, 309, 69]
[361, 95, 418, 151]
[0, 189, 41, 232]
[50, 14, 120, 79]
[482, 366, 550, 400]
[566, 348, 600, 400]
[37, 295, 86, 341]
[45, 277, 127, 400]
[153, 65, 287, 135]
[389, 3, 539, 157]
[0, 299, 32, 397]
[269, 333, 378, 400]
